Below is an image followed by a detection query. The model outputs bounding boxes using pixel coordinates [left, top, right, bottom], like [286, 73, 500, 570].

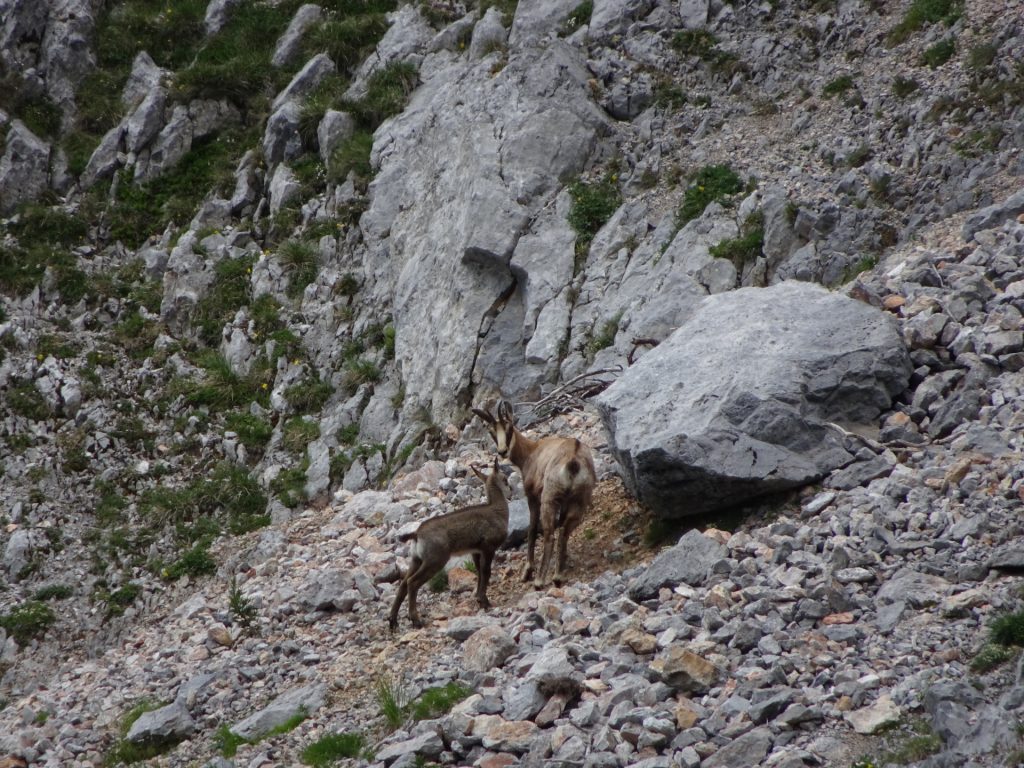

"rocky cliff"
[1, 0, 1024, 766]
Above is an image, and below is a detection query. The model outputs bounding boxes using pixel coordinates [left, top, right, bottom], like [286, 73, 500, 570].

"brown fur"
[472, 400, 596, 588]
[388, 458, 510, 630]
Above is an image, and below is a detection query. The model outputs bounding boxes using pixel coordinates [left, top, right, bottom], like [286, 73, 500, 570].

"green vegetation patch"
[5, 380, 52, 421]
[822, 74, 856, 98]
[282, 416, 321, 454]
[140, 461, 268, 532]
[922, 39, 956, 68]
[887, 0, 964, 46]
[33, 584, 73, 601]
[285, 375, 334, 413]
[302, 732, 367, 765]
[676, 164, 744, 226]
[409, 682, 471, 721]
[561, 0, 593, 35]
[343, 61, 420, 130]
[194, 254, 255, 346]
[710, 211, 764, 265]
[104, 699, 181, 766]
[892, 76, 920, 98]
[225, 412, 274, 454]
[0, 73, 62, 139]
[586, 312, 622, 357]
[170, 351, 271, 410]
[278, 239, 320, 299]
[568, 175, 622, 271]
[0, 600, 56, 644]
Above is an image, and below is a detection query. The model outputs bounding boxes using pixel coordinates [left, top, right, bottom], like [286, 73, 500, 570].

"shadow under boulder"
[596, 281, 911, 519]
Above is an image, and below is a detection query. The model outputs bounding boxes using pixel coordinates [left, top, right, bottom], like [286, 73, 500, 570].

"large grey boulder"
[596, 282, 911, 518]
[469, 7, 508, 60]
[360, 42, 611, 421]
[0, 121, 50, 215]
[230, 683, 327, 740]
[628, 529, 727, 600]
[125, 701, 195, 744]
[38, 0, 96, 120]
[272, 53, 336, 111]
[962, 187, 1024, 242]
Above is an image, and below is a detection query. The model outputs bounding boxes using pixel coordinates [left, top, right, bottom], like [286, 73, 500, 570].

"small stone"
[844, 694, 901, 734]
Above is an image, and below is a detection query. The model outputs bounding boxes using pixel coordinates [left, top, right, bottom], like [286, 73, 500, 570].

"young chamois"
[472, 400, 596, 589]
[388, 457, 511, 630]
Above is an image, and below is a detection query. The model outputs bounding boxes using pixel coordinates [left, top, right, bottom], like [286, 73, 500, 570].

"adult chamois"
[472, 400, 596, 589]
[388, 458, 511, 630]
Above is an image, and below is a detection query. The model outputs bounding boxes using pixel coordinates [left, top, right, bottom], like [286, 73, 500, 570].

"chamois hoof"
[387, 617, 398, 632]
[520, 565, 534, 582]
[410, 616, 424, 629]
[477, 598, 491, 609]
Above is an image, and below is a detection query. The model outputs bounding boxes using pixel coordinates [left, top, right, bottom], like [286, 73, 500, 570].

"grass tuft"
[301, 732, 366, 765]
[676, 164, 743, 226]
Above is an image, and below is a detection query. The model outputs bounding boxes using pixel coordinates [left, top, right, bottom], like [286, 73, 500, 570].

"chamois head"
[472, 400, 517, 458]
[470, 456, 513, 501]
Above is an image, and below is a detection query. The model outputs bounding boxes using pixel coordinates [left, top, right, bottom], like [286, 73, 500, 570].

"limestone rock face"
[0, 121, 50, 215]
[360, 42, 611, 420]
[596, 281, 912, 518]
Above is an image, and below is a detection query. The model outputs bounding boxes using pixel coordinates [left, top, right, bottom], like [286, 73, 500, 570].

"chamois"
[472, 400, 596, 589]
[388, 457, 511, 630]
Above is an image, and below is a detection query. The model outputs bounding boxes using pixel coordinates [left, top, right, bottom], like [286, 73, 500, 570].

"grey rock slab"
[317, 110, 355, 165]
[124, 86, 168, 154]
[360, 42, 610, 420]
[272, 4, 323, 69]
[875, 568, 949, 609]
[268, 163, 302, 214]
[702, 726, 772, 768]
[263, 101, 303, 166]
[678, 0, 710, 29]
[230, 682, 327, 740]
[469, 7, 507, 60]
[122, 51, 165, 108]
[81, 122, 124, 187]
[376, 731, 444, 763]
[596, 282, 911, 518]
[126, 701, 195, 744]
[272, 53, 336, 111]
[2, 529, 35, 580]
[0, 120, 50, 214]
[628, 529, 727, 600]
[989, 543, 1024, 572]
[345, 5, 433, 100]
[205, 0, 244, 35]
[844, 694, 900, 735]
[963, 188, 1024, 242]
[445, 615, 498, 641]
[824, 452, 896, 491]
[509, 0, 580, 47]
[462, 625, 517, 672]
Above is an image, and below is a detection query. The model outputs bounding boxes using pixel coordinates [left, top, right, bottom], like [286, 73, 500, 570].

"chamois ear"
[472, 407, 495, 425]
[496, 399, 515, 426]
[492, 456, 499, 474]
[469, 463, 486, 482]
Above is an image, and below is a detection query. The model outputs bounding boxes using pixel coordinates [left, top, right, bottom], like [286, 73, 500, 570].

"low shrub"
[676, 164, 743, 226]
[0, 601, 56, 643]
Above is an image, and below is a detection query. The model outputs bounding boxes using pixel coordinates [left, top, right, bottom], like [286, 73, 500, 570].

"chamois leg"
[534, 500, 559, 589]
[406, 556, 442, 628]
[521, 497, 540, 583]
[476, 549, 494, 609]
[553, 502, 584, 585]
[388, 555, 422, 630]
